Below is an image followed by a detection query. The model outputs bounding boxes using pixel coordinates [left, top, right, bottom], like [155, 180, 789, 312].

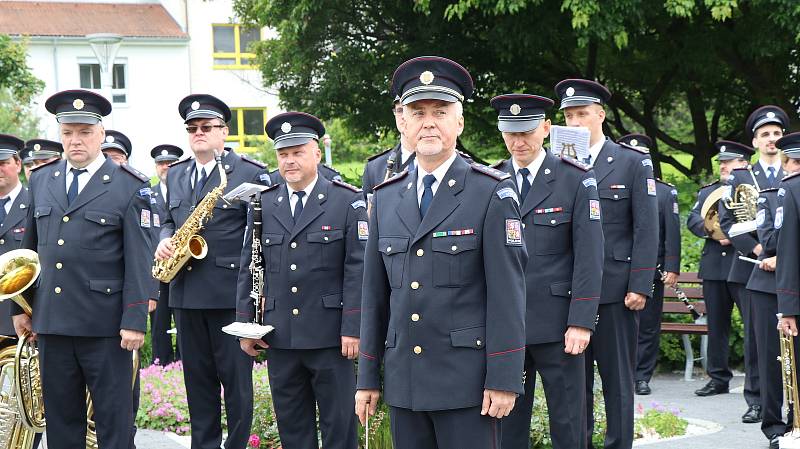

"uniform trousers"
[751, 290, 789, 438]
[729, 282, 761, 407]
[636, 278, 665, 382]
[389, 404, 501, 449]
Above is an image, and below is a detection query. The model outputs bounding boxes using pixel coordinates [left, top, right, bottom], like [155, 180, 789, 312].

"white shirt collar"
[400, 146, 414, 165]
[512, 149, 546, 183]
[759, 159, 782, 174]
[1, 181, 22, 212]
[66, 153, 106, 178]
[287, 174, 319, 200]
[194, 158, 218, 178]
[417, 150, 458, 204]
[588, 135, 606, 165]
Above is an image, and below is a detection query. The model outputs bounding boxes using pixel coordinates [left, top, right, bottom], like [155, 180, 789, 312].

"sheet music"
[549, 125, 591, 161]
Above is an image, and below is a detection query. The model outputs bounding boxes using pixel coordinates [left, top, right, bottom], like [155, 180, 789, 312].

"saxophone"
[152, 152, 227, 282]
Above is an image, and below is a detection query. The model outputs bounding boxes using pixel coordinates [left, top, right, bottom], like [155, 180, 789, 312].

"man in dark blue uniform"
[362, 92, 415, 200]
[356, 56, 528, 449]
[237, 111, 366, 449]
[614, 134, 682, 396]
[554, 79, 659, 449]
[154, 94, 269, 449]
[11, 89, 153, 449]
[746, 106, 789, 189]
[101, 130, 133, 166]
[716, 140, 764, 423]
[149, 144, 183, 365]
[21, 138, 62, 181]
[489, 94, 604, 449]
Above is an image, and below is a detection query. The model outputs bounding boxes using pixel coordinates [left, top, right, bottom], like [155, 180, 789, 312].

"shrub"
[634, 402, 688, 439]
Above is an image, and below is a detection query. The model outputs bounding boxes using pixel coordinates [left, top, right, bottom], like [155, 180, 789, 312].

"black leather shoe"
[694, 381, 729, 396]
[769, 434, 781, 449]
[742, 405, 762, 423]
[635, 380, 651, 395]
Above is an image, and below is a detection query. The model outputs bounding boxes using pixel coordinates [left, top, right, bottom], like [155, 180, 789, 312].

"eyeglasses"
[185, 124, 226, 134]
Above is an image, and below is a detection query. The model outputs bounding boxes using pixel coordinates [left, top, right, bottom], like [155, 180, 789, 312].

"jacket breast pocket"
[532, 212, 572, 255]
[34, 206, 52, 244]
[450, 325, 486, 350]
[89, 279, 124, 296]
[262, 233, 283, 273]
[307, 230, 344, 271]
[598, 189, 630, 224]
[379, 237, 408, 289]
[81, 211, 121, 249]
[432, 235, 478, 287]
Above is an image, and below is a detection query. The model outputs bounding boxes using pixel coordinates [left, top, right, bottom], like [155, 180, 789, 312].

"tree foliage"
[234, 0, 800, 179]
[0, 35, 44, 138]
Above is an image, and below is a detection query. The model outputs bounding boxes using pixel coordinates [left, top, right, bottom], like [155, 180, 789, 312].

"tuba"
[152, 152, 227, 282]
[0, 339, 36, 449]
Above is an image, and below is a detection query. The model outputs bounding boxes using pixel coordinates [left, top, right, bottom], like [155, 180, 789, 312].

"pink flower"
[249, 434, 261, 448]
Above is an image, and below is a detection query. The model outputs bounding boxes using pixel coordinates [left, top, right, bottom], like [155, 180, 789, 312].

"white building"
[0, 0, 281, 175]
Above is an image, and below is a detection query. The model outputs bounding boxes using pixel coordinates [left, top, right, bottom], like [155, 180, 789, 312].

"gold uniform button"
[0, 239, 4, 245]
[187, 266, 192, 271]
[57, 239, 64, 246]
[54, 287, 62, 294]
[721, 251, 727, 257]
[411, 281, 420, 290]
[292, 308, 299, 316]
[56, 263, 63, 269]
[291, 286, 298, 293]
[290, 264, 297, 271]
[413, 346, 422, 355]
[62, 216, 70, 223]
[416, 249, 424, 257]
[411, 313, 420, 322]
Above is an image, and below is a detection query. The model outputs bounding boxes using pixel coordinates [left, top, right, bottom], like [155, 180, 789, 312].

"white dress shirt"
[287, 174, 318, 216]
[401, 146, 415, 169]
[192, 158, 219, 189]
[65, 154, 107, 196]
[0, 182, 22, 215]
[759, 159, 782, 177]
[512, 149, 546, 192]
[416, 151, 458, 206]
[586, 135, 606, 167]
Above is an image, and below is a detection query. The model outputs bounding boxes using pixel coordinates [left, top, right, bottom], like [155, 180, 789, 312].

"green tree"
[0, 35, 44, 138]
[234, 0, 800, 179]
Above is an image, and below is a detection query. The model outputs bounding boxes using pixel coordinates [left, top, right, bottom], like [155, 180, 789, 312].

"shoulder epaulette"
[759, 187, 779, 193]
[655, 178, 675, 187]
[559, 155, 591, 172]
[782, 171, 800, 182]
[619, 142, 650, 154]
[332, 178, 361, 192]
[457, 150, 474, 163]
[366, 147, 394, 162]
[169, 157, 190, 168]
[471, 163, 511, 181]
[373, 169, 409, 190]
[241, 154, 266, 169]
[262, 183, 281, 193]
[490, 160, 506, 170]
[732, 167, 749, 172]
[30, 158, 59, 172]
[269, 168, 280, 175]
[702, 180, 719, 188]
[121, 164, 149, 182]
[321, 164, 342, 175]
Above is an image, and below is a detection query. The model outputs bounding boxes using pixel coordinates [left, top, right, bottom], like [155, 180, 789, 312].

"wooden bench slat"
[662, 301, 706, 314]
[663, 287, 704, 299]
[661, 323, 708, 334]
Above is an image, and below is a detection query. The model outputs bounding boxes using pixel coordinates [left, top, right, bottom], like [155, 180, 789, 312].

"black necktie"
[293, 191, 306, 221]
[767, 167, 776, 187]
[583, 155, 592, 165]
[0, 197, 9, 226]
[518, 168, 531, 203]
[67, 168, 87, 205]
[194, 167, 208, 202]
[419, 174, 436, 218]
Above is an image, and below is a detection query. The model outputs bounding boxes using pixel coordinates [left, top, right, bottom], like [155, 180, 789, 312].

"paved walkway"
[130, 371, 773, 449]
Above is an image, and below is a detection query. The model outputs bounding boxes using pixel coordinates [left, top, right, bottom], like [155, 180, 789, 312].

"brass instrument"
[383, 152, 397, 182]
[152, 152, 227, 282]
[700, 186, 727, 241]
[777, 314, 800, 447]
[724, 167, 761, 223]
[0, 343, 36, 449]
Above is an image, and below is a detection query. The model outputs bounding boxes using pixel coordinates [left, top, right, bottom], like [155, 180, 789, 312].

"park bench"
[660, 272, 708, 381]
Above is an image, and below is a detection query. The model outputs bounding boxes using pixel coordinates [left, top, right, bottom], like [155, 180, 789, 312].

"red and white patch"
[647, 178, 657, 196]
[589, 200, 601, 221]
[140, 209, 151, 228]
[505, 219, 522, 246]
[357, 221, 369, 240]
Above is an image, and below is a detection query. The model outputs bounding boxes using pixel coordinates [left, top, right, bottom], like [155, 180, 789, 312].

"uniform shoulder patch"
[169, 157, 190, 168]
[373, 169, 410, 190]
[471, 163, 511, 181]
[332, 178, 361, 193]
[619, 142, 650, 154]
[559, 155, 591, 172]
[366, 147, 393, 162]
[241, 154, 267, 169]
[121, 164, 149, 182]
[30, 158, 59, 172]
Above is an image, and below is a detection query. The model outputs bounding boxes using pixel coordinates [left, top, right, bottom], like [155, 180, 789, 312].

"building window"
[78, 62, 127, 104]
[227, 108, 267, 152]
[212, 24, 259, 69]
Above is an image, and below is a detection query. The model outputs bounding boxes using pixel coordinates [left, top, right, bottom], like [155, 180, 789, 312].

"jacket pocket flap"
[89, 279, 123, 295]
[599, 189, 630, 200]
[431, 235, 478, 254]
[450, 325, 486, 349]
[262, 233, 284, 246]
[307, 230, 344, 244]
[385, 328, 397, 348]
[322, 293, 343, 309]
[34, 206, 51, 218]
[613, 244, 632, 262]
[378, 237, 409, 255]
[549, 281, 572, 298]
[169, 199, 182, 209]
[532, 213, 572, 226]
[215, 256, 240, 270]
[85, 211, 120, 226]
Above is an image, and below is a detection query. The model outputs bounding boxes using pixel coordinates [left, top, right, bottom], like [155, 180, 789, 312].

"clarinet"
[384, 152, 397, 182]
[250, 194, 265, 325]
[657, 265, 702, 320]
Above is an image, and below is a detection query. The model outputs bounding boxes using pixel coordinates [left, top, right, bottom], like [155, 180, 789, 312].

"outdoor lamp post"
[86, 33, 123, 128]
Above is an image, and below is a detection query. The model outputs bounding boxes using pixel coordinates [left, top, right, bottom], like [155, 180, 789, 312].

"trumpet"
[778, 314, 800, 447]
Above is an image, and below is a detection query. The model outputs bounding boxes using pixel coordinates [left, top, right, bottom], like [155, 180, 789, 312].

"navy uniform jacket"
[777, 173, 800, 316]
[593, 141, 659, 302]
[269, 163, 341, 185]
[718, 167, 760, 284]
[236, 176, 367, 349]
[150, 182, 167, 299]
[0, 186, 30, 336]
[656, 180, 681, 273]
[493, 154, 603, 344]
[686, 181, 734, 280]
[15, 158, 153, 335]
[357, 155, 528, 411]
[362, 144, 405, 200]
[752, 163, 787, 190]
[160, 150, 269, 309]
[747, 188, 779, 294]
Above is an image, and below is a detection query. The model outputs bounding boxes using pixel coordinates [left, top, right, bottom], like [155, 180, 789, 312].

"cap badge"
[33, 144, 41, 151]
[630, 139, 638, 146]
[106, 136, 115, 143]
[720, 145, 726, 151]
[281, 122, 292, 133]
[566, 87, 575, 97]
[767, 111, 776, 118]
[191, 101, 200, 111]
[73, 99, 84, 110]
[510, 104, 522, 116]
[161, 149, 169, 156]
[419, 71, 435, 85]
